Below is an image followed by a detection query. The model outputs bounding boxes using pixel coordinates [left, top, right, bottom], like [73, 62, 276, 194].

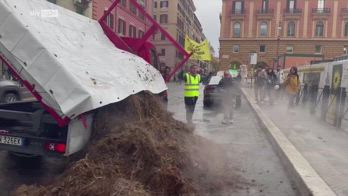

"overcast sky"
[193, 0, 222, 57]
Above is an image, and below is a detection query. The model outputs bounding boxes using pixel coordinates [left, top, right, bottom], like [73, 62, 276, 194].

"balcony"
[257, 9, 274, 15]
[341, 8, 348, 18]
[257, 9, 274, 19]
[312, 8, 331, 15]
[231, 9, 245, 20]
[283, 8, 302, 19]
[232, 9, 245, 16]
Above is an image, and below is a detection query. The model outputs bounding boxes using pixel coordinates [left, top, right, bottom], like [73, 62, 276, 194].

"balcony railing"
[231, 9, 245, 16]
[341, 8, 348, 15]
[312, 8, 331, 14]
[284, 8, 302, 15]
[257, 9, 274, 15]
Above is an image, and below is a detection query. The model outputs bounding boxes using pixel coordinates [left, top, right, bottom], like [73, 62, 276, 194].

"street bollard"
[309, 85, 319, 114]
[321, 85, 330, 120]
[336, 87, 346, 128]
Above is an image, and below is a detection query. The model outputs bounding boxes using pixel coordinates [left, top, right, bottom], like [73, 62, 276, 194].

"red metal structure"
[98, 0, 192, 82]
[0, 0, 191, 127]
[0, 54, 70, 127]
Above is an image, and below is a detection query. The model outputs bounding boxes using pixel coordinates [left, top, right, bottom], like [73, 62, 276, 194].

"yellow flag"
[184, 36, 212, 61]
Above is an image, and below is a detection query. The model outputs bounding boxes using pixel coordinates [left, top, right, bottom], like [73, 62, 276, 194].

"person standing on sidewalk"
[284, 66, 300, 109]
[254, 68, 267, 103]
[184, 64, 201, 124]
[265, 68, 277, 105]
[220, 71, 236, 124]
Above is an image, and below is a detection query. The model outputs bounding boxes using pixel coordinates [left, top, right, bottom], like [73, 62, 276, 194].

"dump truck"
[0, 0, 191, 157]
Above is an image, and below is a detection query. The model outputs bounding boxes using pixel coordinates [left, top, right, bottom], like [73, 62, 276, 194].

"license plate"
[0, 135, 23, 146]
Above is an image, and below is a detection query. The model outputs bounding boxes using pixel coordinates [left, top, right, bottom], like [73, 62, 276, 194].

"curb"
[241, 88, 337, 196]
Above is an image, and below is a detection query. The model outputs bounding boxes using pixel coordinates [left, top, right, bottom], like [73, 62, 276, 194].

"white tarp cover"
[0, 0, 167, 118]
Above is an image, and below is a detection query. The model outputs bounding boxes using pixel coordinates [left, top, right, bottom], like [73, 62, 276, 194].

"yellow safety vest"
[184, 73, 201, 97]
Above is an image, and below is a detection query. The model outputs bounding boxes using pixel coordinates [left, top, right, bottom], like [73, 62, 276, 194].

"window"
[160, 14, 168, 23]
[106, 13, 114, 29]
[318, 0, 325, 9]
[233, 45, 240, 53]
[286, 46, 294, 54]
[262, 0, 269, 11]
[130, 2, 137, 14]
[233, 22, 241, 37]
[233, 1, 244, 14]
[260, 45, 267, 53]
[287, 0, 296, 11]
[138, 30, 144, 38]
[137, 0, 145, 7]
[152, 31, 157, 40]
[177, 17, 184, 29]
[287, 21, 296, 37]
[315, 45, 322, 54]
[139, 12, 144, 20]
[160, 1, 168, 8]
[121, 0, 126, 7]
[344, 22, 348, 37]
[154, 1, 157, 8]
[153, 15, 157, 21]
[159, 48, 166, 56]
[118, 19, 126, 35]
[260, 22, 268, 37]
[161, 33, 166, 40]
[129, 25, 137, 38]
[315, 21, 324, 37]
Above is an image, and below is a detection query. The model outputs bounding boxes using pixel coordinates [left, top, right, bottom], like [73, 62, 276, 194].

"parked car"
[0, 80, 22, 103]
[203, 75, 242, 108]
[203, 75, 223, 108]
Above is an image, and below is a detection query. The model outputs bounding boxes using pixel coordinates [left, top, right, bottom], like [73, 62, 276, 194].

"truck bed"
[0, 0, 167, 122]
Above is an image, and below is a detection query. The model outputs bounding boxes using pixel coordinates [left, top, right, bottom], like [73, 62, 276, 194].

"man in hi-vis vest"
[184, 64, 201, 124]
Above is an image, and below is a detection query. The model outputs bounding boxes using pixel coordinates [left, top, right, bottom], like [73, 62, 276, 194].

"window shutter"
[232, 1, 236, 13]
[286, 0, 290, 11]
[241, 1, 244, 13]
[294, 0, 297, 9]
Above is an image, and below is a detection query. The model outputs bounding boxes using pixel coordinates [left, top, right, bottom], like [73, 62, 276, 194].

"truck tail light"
[44, 143, 66, 154]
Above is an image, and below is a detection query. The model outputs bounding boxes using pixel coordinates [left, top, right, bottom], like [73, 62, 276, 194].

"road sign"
[250, 53, 257, 65]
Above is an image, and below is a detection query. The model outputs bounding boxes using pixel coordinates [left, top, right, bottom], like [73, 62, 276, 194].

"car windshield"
[208, 75, 222, 85]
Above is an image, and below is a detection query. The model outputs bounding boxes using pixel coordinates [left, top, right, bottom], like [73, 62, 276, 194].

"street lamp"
[275, 24, 282, 69]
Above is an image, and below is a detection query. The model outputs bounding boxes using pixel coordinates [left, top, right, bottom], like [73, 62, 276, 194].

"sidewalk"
[243, 88, 348, 196]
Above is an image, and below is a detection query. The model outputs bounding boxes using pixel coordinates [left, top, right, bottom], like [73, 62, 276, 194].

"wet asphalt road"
[167, 83, 297, 196]
[0, 152, 65, 195]
[0, 83, 297, 196]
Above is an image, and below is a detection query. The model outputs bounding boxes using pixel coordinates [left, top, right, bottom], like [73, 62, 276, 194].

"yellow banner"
[184, 36, 212, 61]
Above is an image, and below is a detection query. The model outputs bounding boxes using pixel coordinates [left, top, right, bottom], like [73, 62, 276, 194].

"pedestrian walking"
[274, 68, 282, 99]
[184, 64, 201, 124]
[265, 68, 277, 105]
[235, 71, 242, 109]
[284, 66, 300, 109]
[220, 71, 235, 124]
[254, 68, 267, 103]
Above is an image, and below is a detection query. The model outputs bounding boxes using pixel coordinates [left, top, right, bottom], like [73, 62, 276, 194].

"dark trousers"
[184, 96, 198, 123]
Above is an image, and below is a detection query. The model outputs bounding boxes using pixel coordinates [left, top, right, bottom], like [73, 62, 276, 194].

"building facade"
[92, 0, 153, 39]
[152, 0, 206, 70]
[220, 0, 348, 70]
[47, 0, 153, 39]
